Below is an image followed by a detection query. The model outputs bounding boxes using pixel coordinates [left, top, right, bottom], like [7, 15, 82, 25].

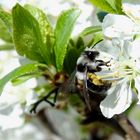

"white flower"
[102, 14, 138, 39]
[123, 3, 140, 24]
[0, 51, 37, 130]
[97, 3, 140, 118]
[0, 78, 37, 129]
[94, 38, 140, 118]
[0, 104, 24, 130]
[100, 80, 132, 118]
[102, 3, 140, 40]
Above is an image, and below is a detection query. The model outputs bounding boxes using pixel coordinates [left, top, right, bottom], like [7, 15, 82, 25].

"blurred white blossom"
[0, 50, 37, 130]
[123, 3, 140, 24]
[0, 118, 62, 140]
[0, 104, 24, 130]
[0, 0, 93, 36]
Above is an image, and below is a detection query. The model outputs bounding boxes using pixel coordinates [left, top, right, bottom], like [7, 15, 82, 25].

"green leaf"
[54, 8, 80, 71]
[0, 63, 47, 95]
[80, 26, 102, 36]
[107, 0, 123, 14]
[88, 32, 103, 47]
[0, 9, 13, 42]
[64, 48, 79, 74]
[0, 22, 12, 42]
[79, 26, 102, 47]
[12, 4, 47, 63]
[11, 74, 39, 85]
[0, 9, 12, 34]
[89, 0, 116, 13]
[76, 37, 85, 50]
[24, 4, 55, 64]
[0, 43, 14, 51]
[24, 5, 55, 65]
[63, 37, 85, 74]
[89, 0, 123, 14]
[24, 4, 53, 44]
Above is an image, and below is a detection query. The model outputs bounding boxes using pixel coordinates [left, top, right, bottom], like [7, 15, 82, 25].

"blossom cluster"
[94, 3, 140, 118]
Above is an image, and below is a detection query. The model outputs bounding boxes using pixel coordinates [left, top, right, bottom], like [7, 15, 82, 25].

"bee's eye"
[85, 51, 99, 60]
[77, 63, 86, 72]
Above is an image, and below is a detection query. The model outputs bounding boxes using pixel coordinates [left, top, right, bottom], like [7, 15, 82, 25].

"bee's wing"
[59, 71, 76, 94]
[60, 70, 91, 110]
[82, 68, 91, 111]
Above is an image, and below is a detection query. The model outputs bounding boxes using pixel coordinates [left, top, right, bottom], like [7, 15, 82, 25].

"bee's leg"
[105, 58, 113, 66]
[30, 88, 59, 114]
[96, 59, 112, 67]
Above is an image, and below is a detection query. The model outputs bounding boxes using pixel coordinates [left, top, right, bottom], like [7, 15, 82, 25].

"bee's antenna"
[91, 39, 103, 49]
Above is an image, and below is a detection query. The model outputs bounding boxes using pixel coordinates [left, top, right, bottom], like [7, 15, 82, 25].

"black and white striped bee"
[75, 47, 112, 109]
[31, 45, 113, 113]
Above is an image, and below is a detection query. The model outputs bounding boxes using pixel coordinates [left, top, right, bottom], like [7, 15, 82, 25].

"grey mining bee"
[75, 47, 112, 109]
[31, 43, 113, 113]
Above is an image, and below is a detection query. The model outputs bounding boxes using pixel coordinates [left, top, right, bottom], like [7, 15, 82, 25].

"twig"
[116, 114, 140, 140]
[81, 109, 126, 137]
[80, 91, 140, 140]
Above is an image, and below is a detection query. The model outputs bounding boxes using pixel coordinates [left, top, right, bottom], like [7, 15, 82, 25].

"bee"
[75, 48, 112, 110]
[31, 45, 112, 113]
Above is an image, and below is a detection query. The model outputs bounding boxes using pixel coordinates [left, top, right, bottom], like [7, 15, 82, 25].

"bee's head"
[84, 49, 99, 61]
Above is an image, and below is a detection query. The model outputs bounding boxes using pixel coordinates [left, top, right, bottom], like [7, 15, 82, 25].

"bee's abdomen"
[87, 73, 111, 94]
[87, 79, 111, 94]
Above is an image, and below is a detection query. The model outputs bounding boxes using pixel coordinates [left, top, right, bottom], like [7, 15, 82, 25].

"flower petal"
[102, 14, 136, 39]
[135, 76, 140, 104]
[129, 38, 140, 59]
[94, 40, 120, 58]
[100, 80, 132, 118]
[123, 3, 140, 24]
[0, 105, 24, 130]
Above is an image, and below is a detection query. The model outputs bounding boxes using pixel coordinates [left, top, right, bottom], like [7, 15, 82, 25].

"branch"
[80, 91, 140, 140]
[116, 114, 140, 140]
[81, 109, 126, 137]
